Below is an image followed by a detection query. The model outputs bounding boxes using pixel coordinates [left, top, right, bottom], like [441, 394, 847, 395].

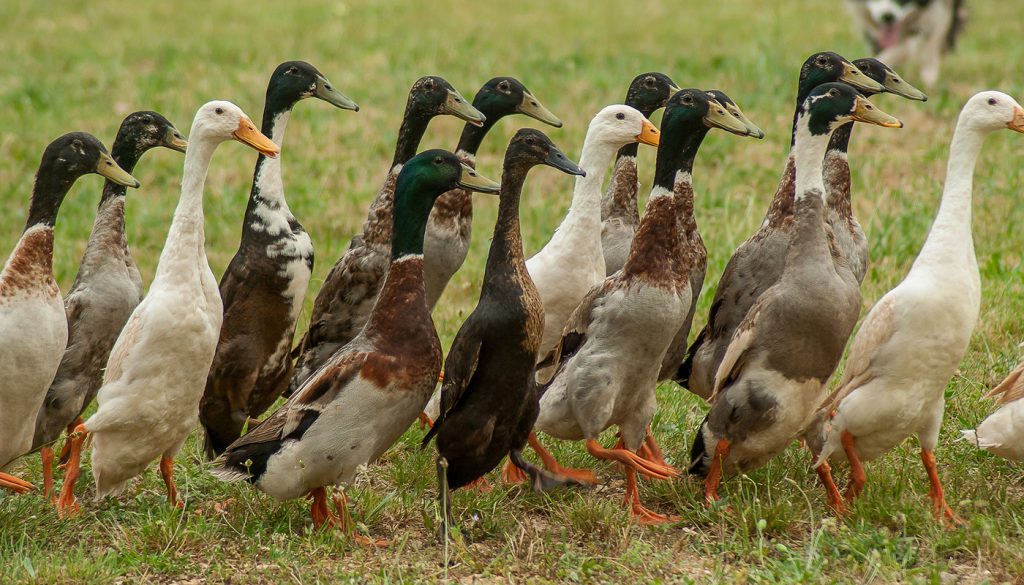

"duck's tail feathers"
[959, 429, 981, 447]
[208, 462, 251, 483]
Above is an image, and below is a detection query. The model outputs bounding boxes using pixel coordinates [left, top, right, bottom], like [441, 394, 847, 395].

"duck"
[290, 77, 484, 393]
[56, 101, 279, 515]
[812, 91, 1024, 521]
[530, 90, 752, 523]
[29, 112, 186, 500]
[820, 57, 926, 284]
[0, 132, 139, 495]
[212, 149, 499, 546]
[199, 61, 358, 458]
[526, 105, 660, 375]
[655, 90, 764, 385]
[421, 129, 585, 539]
[424, 76, 563, 310]
[689, 83, 902, 508]
[963, 357, 1024, 461]
[600, 72, 680, 275]
[676, 52, 885, 400]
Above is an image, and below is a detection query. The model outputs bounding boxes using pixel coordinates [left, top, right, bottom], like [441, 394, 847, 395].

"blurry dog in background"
[846, 0, 967, 86]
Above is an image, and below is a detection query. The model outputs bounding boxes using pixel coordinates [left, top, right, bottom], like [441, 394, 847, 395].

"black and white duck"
[200, 61, 358, 458]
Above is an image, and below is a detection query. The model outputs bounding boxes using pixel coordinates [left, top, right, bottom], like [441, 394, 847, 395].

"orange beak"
[233, 116, 280, 158]
[1008, 105, 1024, 134]
[636, 118, 660, 147]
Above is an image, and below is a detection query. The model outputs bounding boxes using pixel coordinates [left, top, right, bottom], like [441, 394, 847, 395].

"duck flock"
[1, 52, 1022, 545]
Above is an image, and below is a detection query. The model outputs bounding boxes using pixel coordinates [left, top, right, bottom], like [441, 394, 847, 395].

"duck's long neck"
[765, 93, 814, 226]
[392, 111, 431, 167]
[912, 121, 983, 273]
[483, 166, 526, 290]
[155, 137, 216, 278]
[25, 168, 75, 232]
[91, 136, 148, 255]
[602, 106, 652, 221]
[100, 137, 144, 206]
[247, 106, 292, 215]
[823, 123, 854, 218]
[789, 120, 834, 260]
[557, 137, 618, 239]
[456, 115, 498, 158]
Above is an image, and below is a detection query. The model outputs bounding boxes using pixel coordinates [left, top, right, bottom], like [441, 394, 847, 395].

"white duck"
[813, 91, 1024, 522]
[963, 358, 1024, 461]
[56, 101, 279, 515]
[0, 133, 138, 494]
[526, 105, 659, 368]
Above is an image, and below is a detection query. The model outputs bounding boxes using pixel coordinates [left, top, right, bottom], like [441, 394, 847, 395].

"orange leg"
[41, 446, 55, 502]
[840, 431, 866, 501]
[921, 450, 962, 526]
[333, 491, 388, 547]
[624, 465, 679, 524]
[308, 487, 338, 530]
[418, 412, 434, 430]
[463, 476, 493, 494]
[585, 439, 678, 480]
[527, 433, 597, 485]
[501, 458, 529, 484]
[57, 416, 84, 465]
[159, 456, 184, 509]
[56, 424, 88, 517]
[814, 460, 846, 515]
[641, 429, 669, 469]
[0, 472, 33, 494]
[703, 439, 730, 506]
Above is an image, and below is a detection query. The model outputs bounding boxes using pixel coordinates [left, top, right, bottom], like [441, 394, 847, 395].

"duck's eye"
[681, 94, 693, 105]
[525, 136, 535, 145]
[433, 156, 444, 165]
[644, 76, 656, 87]
[424, 80, 434, 90]
[215, 107, 224, 115]
[286, 66, 299, 75]
[498, 81, 510, 91]
[988, 98, 998, 106]
[615, 112, 625, 120]
[71, 139, 83, 150]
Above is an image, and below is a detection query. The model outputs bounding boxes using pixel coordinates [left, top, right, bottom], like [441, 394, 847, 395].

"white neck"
[253, 110, 291, 210]
[911, 117, 985, 274]
[154, 135, 219, 281]
[793, 117, 834, 203]
[547, 136, 618, 248]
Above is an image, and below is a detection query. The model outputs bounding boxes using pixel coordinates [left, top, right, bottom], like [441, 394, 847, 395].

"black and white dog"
[846, 0, 967, 86]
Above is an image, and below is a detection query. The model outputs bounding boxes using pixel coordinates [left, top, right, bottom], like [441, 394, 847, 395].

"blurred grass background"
[0, 0, 1022, 582]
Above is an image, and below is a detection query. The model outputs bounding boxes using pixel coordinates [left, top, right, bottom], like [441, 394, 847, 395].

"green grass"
[2, 0, 1023, 582]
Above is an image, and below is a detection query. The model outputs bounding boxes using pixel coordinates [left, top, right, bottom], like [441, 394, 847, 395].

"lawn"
[1, 0, 1023, 582]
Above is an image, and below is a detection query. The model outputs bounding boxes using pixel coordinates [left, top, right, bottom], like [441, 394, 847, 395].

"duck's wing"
[709, 290, 775, 404]
[422, 318, 483, 445]
[987, 360, 1024, 405]
[818, 294, 898, 415]
[222, 351, 368, 455]
[537, 282, 606, 375]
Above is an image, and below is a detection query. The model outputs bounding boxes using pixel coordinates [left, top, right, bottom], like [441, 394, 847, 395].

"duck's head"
[851, 58, 927, 101]
[42, 132, 140, 188]
[801, 83, 902, 136]
[117, 111, 188, 156]
[191, 101, 280, 158]
[662, 90, 750, 138]
[472, 77, 562, 127]
[408, 76, 485, 126]
[705, 90, 765, 139]
[267, 60, 359, 111]
[587, 104, 660, 150]
[957, 91, 1024, 135]
[798, 52, 883, 97]
[399, 149, 501, 200]
[625, 72, 681, 117]
[503, 128, 585, 177]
